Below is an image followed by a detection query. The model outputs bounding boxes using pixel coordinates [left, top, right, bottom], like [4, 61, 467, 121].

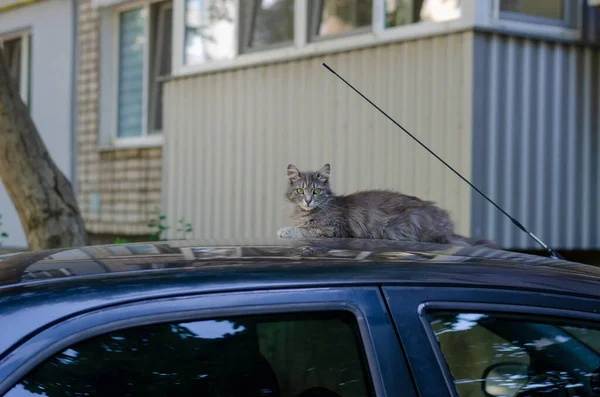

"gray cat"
[278, 163, 492, 246]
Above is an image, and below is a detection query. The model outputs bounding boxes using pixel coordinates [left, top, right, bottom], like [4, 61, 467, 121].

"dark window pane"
[150, 3, 172, 133]
[311, 0, 372, 38]
[241, 0, 295, 51]
[6, 311, 373, 397]
[500, 0, 564, 20]
[385, 0, 461, 27]
[427, 311, 600, 397]
[2, 37, 22, 96]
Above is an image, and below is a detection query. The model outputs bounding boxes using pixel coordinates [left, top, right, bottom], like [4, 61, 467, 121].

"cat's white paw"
[277, 226, 302, 239]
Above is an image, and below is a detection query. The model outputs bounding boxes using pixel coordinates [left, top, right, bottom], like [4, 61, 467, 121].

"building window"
[239, 0, 295, 53]
[117, 8, 145, 138]
[385, 0, 461, 27]
[0, 32, 32, 109]
[175, 0, 470, 65]
[499, 0, 576, 27]
[150, 2, 173, 133]
[308, 0, 373, 41]
[116, 1, 172, 139]
[184, 0, 236, 65]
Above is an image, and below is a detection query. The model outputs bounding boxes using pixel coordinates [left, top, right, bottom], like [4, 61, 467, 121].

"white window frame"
[172, 0, 475, 78]
[475, 0, 582, 40]
[110, 0, 170, 148]
[95, 0, 587, 149]
[0, 30, 31, 108]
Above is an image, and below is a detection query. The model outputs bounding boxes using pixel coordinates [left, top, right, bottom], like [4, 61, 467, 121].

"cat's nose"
[305, 197, 312, 204]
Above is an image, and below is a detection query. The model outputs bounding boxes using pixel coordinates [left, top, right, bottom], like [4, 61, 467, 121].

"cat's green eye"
[313, 188, 322, 195]
[296, 188, 304, 194]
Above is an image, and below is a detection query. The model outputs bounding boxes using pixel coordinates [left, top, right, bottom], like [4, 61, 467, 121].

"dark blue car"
[0, 238, 599, 397]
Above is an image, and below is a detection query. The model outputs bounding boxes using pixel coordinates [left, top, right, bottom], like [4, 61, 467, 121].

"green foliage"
[175, 216, 194, 240]
[147, 208, 194, 241]
[147, 208, 170, 241]
[110, 208, 194, 245]
[0, 214, 8, 247]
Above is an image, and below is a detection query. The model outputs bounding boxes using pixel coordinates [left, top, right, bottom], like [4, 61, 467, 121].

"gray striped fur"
[279, 164, 494, 247]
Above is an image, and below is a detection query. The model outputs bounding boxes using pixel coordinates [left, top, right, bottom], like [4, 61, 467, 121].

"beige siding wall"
[163, 32, 474, 241]
[77, 0, 162, 237]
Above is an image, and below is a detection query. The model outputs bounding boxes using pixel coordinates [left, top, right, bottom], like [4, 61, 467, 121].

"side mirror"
[483, 362, 529, 397]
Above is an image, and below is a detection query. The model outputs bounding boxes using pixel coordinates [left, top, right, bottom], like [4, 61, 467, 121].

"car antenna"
[322, 63, 564, 261]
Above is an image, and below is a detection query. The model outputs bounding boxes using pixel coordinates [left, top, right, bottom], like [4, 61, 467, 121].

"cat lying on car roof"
[278, 163, 494, 247]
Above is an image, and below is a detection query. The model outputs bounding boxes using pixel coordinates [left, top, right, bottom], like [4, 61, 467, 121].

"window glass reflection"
[427, 311, 600, 397]
[240, 0, 295, 51]
[561, 325, 600, 354]
[500, 0, 564, 21]
[312, 0, 373, 38]
[117, 7, 145, 138]
[2, 37, 23, 94]
[184, 0, 236, 65]
[385, 0, 461, 27]
[6, 312, 373, 397]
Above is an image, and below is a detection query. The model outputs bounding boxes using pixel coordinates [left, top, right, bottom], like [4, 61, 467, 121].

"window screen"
[117, 8, 145, 138]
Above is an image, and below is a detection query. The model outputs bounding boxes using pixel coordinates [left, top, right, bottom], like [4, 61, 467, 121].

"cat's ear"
[316, 163, 330, 182]
[287, 164, 301, 182]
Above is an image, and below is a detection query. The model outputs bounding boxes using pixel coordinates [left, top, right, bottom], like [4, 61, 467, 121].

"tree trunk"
[0, 47, 89, 250]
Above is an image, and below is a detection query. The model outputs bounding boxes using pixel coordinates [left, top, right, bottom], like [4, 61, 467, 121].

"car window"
[560, 325, 600, 354]
[426, 311, 600, 397]
[6, 311, 373, 397]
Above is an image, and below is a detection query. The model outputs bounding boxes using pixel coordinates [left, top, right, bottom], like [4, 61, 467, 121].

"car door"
[383, 286, 600, 397]
[0, 286, 416, 397]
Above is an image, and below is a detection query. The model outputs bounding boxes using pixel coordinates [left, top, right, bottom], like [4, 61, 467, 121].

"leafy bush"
[112, 208, 194, 244]
[147, 210, 169, 241]
[175, 217, 194, 240]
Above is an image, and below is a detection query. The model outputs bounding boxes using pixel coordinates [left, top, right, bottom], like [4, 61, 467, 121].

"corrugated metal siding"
[163, 32, 474, 242]
[472, 33, 600, 250]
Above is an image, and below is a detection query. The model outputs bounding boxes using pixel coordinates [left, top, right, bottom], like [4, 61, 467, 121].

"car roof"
[1, 237, 598, 296]
[0, 238, 598, 358]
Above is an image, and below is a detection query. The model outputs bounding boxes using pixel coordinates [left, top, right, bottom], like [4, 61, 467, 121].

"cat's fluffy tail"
[449, 234, 500, 249]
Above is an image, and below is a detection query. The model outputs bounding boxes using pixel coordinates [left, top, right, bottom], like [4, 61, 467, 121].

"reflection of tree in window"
[184, 0, 236, 64]
[428, 311, 599, 397]
[242, 0, 295, 50]
[428, 313, 532, 397]
[9, 312, 373, 397]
